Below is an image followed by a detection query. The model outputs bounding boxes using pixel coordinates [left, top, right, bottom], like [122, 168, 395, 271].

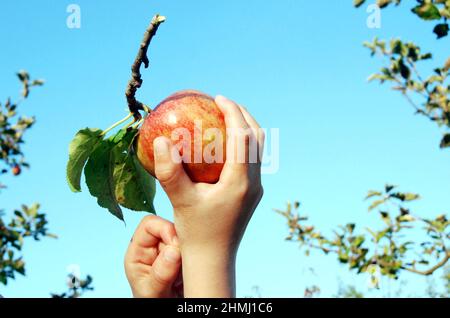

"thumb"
[150, 245, 182, 295]
[153, 136, 193, 204]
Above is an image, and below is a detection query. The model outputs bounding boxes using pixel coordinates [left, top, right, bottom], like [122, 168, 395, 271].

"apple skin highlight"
[136, 90, 227, 184]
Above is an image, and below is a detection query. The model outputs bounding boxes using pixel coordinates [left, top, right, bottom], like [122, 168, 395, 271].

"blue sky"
[1, 0, 449, 297]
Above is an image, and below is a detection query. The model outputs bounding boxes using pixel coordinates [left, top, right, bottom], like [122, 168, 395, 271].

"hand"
[124, 215, 183, 298]
[153, 95, 265, 297]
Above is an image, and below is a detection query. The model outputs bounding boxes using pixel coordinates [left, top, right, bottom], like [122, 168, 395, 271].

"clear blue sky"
[1, 0, 449, 297]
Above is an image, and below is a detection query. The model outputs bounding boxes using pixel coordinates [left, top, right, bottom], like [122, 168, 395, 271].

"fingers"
[238, 105, 265, 163]
[215, 95, 250, 130]
[149, 245, 182, 295]
[126, 215, 178, 266]
[215, 95, 256, 184]
[124, 215, 182, 298]
[153, 136, 194, 204]
[132, 215, 178, 248]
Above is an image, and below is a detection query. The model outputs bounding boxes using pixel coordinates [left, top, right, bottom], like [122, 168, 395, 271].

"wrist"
[180, 244, 237, 298]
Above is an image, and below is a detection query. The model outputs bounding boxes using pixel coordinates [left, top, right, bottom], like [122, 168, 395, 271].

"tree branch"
[402, 251, 450, 276]
[125, 14, 166, 120]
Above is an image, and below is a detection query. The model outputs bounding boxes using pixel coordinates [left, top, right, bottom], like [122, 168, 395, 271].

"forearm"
[181, 245, 237, 298]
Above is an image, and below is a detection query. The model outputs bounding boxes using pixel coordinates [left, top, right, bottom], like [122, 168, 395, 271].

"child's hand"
[124, 215, 183, 298]
[153, 95, 264, 297]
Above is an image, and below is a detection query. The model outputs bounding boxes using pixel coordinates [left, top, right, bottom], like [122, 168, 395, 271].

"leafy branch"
[0, 71, 44, 187]
[51, 274, 94, 298]
[364, 38, 450, 148]
[0, 204, 56, 285]
[276, 185, 449, 282]
[0, 72, 53, 286]
[354, 0, 450, 38]
[66, 14, 165, 220]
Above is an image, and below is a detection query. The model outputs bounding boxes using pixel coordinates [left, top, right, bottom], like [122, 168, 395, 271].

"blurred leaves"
[276, 186, 449, 281]
[0, 204, 55, 285]
[364, 37, 450, 149]
[354, 0, 450, 38]
[51, 274, 94, 298]
[0, 72, 43, 188]
[0, 72, 93, 297]
[0, 72, 51, 285]
[357, 0, 450, 150]
[16, 70, 44, 98]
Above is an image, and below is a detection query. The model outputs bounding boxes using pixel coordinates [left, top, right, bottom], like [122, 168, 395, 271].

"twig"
[402, 251, 450, 276]
[125, 14, 166, 120]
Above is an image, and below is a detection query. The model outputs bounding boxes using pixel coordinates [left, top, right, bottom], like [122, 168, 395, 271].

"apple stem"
[142, 104, 152, 113]
[125, 14, 165, 121]
[101, 113, 133, 137]
[131, 118, 144, 129]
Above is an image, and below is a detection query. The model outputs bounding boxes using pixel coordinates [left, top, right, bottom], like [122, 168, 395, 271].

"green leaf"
[440, 134, 450, 148]
[365, 190, 382, 200]
[412, 3, 441, 20]
[385, 184, 396, 193]
[399, 59, 410, 80]
[346, 223, 356, 234]
[66, 128, 103, 192]
[391, 192, 420, 201]
[16, 70, 29, 82]
[397, 214, 415, 222]
[433, 23, 449, 39]
[376, 228, 389, 242]
[368, 199, 385, 211]
[112, 129, 156, 213]
[379, 211, 391, 226]
[403, 193, 420, 201]
[353, 0, 366, 8]
[352, 235, 365, 248]
[84, 136, 123, 221]
[338, 251, 349, 263]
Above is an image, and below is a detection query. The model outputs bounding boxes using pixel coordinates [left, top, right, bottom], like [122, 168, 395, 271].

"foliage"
[364, 38, 450, 149]
[0, 72, 93, 297]
[0, 72, 50, 286]
[425, 266, 450, 297]
[0, 71, 43, 188]
[276, 188, 449, 281]
[0, 204, 55, 285]
[276, 0, 450, 297]
[66, 14, 165, 221]
[354, 0, 450, 39]
[66, 126, 156, 221]
[51, 274, 94, 298]
[359, 0, 450, 148]
[303, 285, 321, 298]
[335, 284, 364, 298]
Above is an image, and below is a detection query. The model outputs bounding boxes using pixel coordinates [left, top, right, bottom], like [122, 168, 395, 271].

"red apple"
[136, 90, 227, 184]
[11, 164, 21, 176]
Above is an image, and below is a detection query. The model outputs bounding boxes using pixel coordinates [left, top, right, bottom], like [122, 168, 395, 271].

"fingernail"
[164, 246, 181, 263]
[154, 137, 169, 156]
[215, 95, 229, 104]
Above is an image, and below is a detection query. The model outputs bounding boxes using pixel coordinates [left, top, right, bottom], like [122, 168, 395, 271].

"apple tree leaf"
[368, 199, 386, 211]
[112, 129, 156, 214]
[84, 132, 123, 221]
[440, 134, 450, 149]
[412, 3, 441, 21]
[66, 128, 103, 192]
[433, 23, 449, 39]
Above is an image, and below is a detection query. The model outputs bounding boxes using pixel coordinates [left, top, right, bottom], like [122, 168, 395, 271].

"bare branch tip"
[155, 15, 166, 23]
